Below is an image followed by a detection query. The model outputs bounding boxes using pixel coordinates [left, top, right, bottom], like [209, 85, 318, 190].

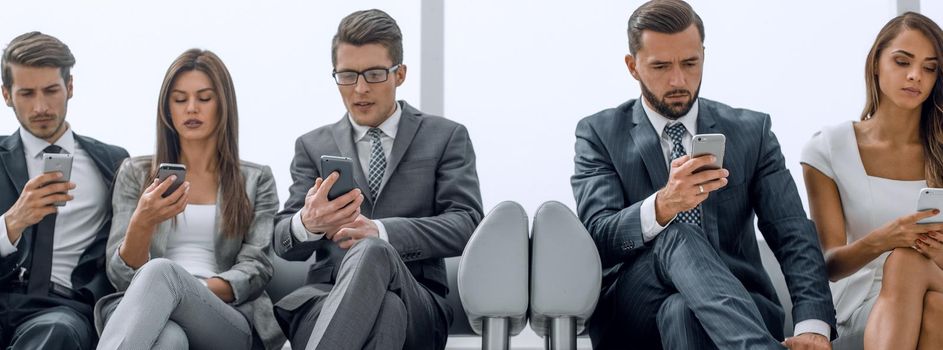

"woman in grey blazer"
[95, 49, 284, 350]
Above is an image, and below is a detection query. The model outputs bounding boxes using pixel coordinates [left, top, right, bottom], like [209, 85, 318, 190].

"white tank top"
[164, 204, 219, 279]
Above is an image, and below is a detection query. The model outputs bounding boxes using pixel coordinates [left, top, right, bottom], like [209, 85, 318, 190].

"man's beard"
[17, 111, 67, 141]
[640, 82, 700, 120]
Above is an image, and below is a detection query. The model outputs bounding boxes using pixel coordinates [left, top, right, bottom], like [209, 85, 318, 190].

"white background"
[2, 1, 939, 348]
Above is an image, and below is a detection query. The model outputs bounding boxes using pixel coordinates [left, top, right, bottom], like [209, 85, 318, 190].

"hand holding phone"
[690, 134, 725, 172]
[917, 188, 943, 224]
[156, 163, 187, 198]
[43, 153, 74, 206]
[297, 156, 364, 237]
[320, 156, 358, 201]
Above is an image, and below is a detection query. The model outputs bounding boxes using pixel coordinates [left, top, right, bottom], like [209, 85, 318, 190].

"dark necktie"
[664, 123, 702, 226]
[27, 144, 63, 295]
[367, 128, 387, 201]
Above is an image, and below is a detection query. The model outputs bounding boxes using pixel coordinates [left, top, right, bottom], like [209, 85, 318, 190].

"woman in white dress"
[801, 12, 943, 350]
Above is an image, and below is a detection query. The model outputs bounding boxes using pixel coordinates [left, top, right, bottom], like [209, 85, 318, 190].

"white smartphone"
[156, 163, 187, 198]
[690, 133, 726, 172]
[42, 153, 73, 207]
[917, 188, 943, 224]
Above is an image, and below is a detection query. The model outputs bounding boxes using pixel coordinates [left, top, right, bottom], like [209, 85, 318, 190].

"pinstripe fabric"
[571, 98, 837, 348]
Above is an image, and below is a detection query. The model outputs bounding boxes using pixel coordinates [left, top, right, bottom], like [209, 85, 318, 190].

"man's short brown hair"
[627, 0, 705, 55]
[1, 31, 75, 89]
[332, 9, 403, 67]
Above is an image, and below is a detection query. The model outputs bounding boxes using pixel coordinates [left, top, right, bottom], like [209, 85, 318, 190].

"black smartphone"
[320, 155, 358, 201]
[42, 153, 73, 206]
[156, 163, 187, 198]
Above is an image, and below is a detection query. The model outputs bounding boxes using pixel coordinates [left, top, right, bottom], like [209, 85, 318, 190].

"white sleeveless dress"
[801, 120, 926, 342]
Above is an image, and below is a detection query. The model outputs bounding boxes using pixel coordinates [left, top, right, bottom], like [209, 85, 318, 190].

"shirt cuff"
[291, 211, 324, 242]
[793, 319, 831, 339]
[374, 220, 388, 242]
[640, 192, 673, 242]
[0, 214, 21, 258]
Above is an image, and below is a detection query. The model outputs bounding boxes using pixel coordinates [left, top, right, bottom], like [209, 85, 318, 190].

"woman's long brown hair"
[861, 12, 943, 187]
[148, 49, 252, 238]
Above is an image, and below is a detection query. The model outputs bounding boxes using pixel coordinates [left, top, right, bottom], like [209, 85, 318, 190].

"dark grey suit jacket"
[571, 98, 837, 333]
[273, 101, 483, 310]
[0, 130, 129, 307]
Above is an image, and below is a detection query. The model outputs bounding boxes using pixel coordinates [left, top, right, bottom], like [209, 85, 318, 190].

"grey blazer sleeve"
[105, 159, 147, 291]
[273, 135, 323, 261]
[378, 124, 483, 262]
[571, 118, 646, 269]
[214, 166, 278, 305]
[750, 115, 837, 331]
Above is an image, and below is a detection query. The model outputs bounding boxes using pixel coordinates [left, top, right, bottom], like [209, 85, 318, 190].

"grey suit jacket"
[273, 101, 483, 313]
[101, 156, 285, 349]
[571, 98, 837, 335]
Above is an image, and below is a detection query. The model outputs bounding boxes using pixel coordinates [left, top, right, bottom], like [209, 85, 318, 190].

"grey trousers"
[96, 258, 253, 350]
[589, 223, 785, 350]
[1, 305, 94, 350]
[292, 237, 448, 350]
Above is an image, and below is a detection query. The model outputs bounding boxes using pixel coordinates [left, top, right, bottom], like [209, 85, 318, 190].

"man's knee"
[653, 223, 713, 260]
[12, 308, 93, 350]
[657, 293, 698, 327]
[378, 291, 407, 326]
[345, 237, 398, 265]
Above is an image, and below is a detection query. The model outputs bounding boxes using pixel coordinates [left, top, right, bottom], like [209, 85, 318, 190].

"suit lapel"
[0, 130, 30, 195]
[629, 101, 669, 190]
[331, 118, 372, 203]
[696, 102, 722, 250]
[382, 102, 421, 188]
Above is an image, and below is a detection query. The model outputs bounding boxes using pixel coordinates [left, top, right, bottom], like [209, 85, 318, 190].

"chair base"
[544, 317, 576, 350]
[482, 317, 509, 350]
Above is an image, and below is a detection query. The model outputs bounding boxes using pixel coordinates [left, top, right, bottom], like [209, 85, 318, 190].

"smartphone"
[320, 155, 358, 201]
[917, 188, 943, 224]
[156, 163, 187, 198]
[690, 133, 726, 172]
[42, 153, 73, 206]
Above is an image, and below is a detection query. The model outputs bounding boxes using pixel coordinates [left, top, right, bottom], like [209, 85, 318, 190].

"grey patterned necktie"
[367, 128, 386, 200]
[664, 123, 702, 226]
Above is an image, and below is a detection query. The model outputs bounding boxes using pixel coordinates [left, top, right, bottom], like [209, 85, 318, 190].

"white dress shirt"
[0, 128, 109, 289]
[637, 97, 829, 339]
[290, 102, 402, 243]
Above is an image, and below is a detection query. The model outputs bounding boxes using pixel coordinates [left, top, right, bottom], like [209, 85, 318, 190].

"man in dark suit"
[272, 9, 483, 350]
[0, 32, 128, 349]
[571, 1, 836, 349]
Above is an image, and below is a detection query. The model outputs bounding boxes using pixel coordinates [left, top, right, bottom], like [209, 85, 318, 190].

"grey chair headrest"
[458, 201, 530, 335]
[529, 201, 601, 336]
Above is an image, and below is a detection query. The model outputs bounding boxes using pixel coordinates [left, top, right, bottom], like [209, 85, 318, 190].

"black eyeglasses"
[332, 65, 400, 86]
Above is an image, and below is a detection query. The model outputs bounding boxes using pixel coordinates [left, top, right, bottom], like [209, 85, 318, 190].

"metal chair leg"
[482, 317, 510, 350]
[548, 316, 576, 350]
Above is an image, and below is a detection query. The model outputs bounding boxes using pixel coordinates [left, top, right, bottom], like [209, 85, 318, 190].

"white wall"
[1, 1, 933, 349]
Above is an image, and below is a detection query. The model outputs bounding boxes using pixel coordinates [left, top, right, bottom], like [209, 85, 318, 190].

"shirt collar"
[20, 125, 76, 159]
[641, 96, 699, 139]
[349, 101, 402, 141]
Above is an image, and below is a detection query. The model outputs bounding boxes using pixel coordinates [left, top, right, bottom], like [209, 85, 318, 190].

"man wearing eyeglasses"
[272, 9, 483, 350]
